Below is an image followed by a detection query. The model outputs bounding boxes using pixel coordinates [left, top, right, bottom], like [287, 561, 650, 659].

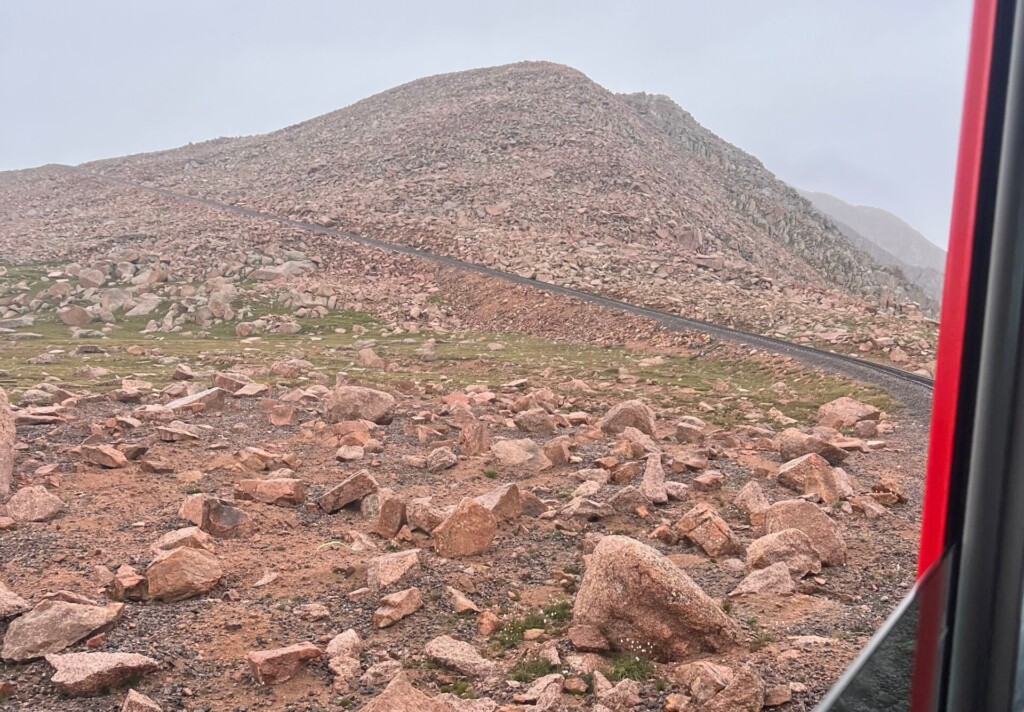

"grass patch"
[509, 656, 558, 683]
[438, 680, 475, 698]
[607, 652, 654, 682]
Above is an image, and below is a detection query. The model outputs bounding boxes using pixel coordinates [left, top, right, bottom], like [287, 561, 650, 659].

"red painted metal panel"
[917, 0, 998, 579]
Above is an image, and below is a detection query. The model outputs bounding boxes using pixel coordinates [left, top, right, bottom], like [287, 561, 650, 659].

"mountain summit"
[87, 61, 931, 325]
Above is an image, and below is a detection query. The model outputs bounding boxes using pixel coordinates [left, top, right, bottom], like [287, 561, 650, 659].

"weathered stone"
[673, 660, 734, 704]
[121, 689, 162, 712]
[572, 535, 740, 661]
[45, 652, 159, 696]
[325, 629, 363, 659]
[5, 485, 64, 522]
[703, 665, 765, 712]
[165, 387, 228, 413]
[765, 500, 846, 566]
[746, 528, 822, 577]
[639, 454, 668, 504]
[426, 446, 458, 472]
[407, 496, 448, 533]
[150, 526, 214, 555]
[776, 428, 848, 465]
[362, 672, 447, 712]
[568, 624, 609, 652]
[367, 549, 421, 591]
[0, 582, 30, 619]
[372, 587, 423, 628]
[729, 562, 795, 597]
[0, 388, 14, 498]
[317, 471, 379, 512]
[145, 547, 223, 602]
[324, 386, 396, 424]
[599, 399, 656, 436]
[178, 494, 252, 537]
[111, 565, 148, 602]
[446, 586, 480, 613]
[459, 420, 490, 456]
[675, 503, 740, 557]
[234, 477, 306, 506]
[817, 397, 881, 428]
[246, 642, 322, 685]
[474, 483, 521, 521]
[733, 481, 769, 526]
[433, 498, 496, 557]
[2, 600, 124, 661]
[59, 305, 93, 327]
[514, 408, 557, 435]
[776, 453, 831, 492]
[425, 635, 498, 677]
[367, 488, 406, 538]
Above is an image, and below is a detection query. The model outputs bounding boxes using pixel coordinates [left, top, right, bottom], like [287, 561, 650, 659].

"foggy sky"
[0, 1, 971, 247]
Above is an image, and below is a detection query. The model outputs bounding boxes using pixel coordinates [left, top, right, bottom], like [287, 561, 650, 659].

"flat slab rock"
[45, 651, 159, 696]
[246, 641, 322, 685]
[2, 600, 124, 662]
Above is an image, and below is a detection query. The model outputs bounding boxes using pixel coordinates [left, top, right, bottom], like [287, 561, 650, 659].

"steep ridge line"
[61, 165, 934, 411]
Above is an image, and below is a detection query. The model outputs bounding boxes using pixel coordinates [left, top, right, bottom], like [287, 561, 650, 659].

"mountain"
[798, 190, 946, 303]
[0, 61, 937, 369]
[85, 63, 931, 317]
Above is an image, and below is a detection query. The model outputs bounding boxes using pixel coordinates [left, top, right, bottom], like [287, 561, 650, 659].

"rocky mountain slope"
[79, 62, 937, 368]
[799, 190, 946, 303]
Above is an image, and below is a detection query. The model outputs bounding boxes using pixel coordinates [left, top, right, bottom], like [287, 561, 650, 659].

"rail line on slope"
[64, 165, 934, 409]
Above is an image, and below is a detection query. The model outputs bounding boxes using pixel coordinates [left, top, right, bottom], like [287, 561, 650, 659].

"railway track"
[64, 165, 935, 414]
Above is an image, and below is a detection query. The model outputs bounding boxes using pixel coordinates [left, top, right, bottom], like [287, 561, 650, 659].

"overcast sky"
[1, 1, 971, 247]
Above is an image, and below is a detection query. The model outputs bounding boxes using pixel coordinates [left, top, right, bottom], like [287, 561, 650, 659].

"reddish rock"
[572, 535, 740, 661]
[150, 526, 215, 555]
[372, 587, 423, 628]
[246, 642, 322, 685]
[121, 689, 162, 711]
[729, 562, 795, 597]
[45, 651, 159, 696]
[459, 421, 490, 456]
[673, 660, 734, 704]
[599, 399, 657, 436]
[2, 600, 124, 661]
[776, 428, 848, 465]
[765, 500, 847, 566]
[675, 503, 740, 556]
[776, 453, 830, 492]
[369, 488, 407, 538]
[234, 477, 306, 506]
[424, 635, 498, 677]
[639, 454, 668, 504]
[269, 404, 299, 426]
[368, 549, 419, 594]
[474, 483, 521, 521]
[6, 485, 64, 522]
[746, 528, 822, 577]
[0, 388, 14, 498]
[317, 470, 379, 512]
[362, 672, 447, 712]
[59, 305, 93, 326]
[703, 665, 765, 712]
[817, 397, 881, 428]
[165, 387, 228, 413]
[178, 494, 252, 537]
[433, 498, 497, 557]
[324, 386, 396, 424]
[568, 624, 610, 652]
[0, 582, 30, 619]
[145, 547, 223, 602]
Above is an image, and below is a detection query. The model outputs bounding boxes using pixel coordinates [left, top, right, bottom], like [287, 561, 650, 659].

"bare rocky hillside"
[78, 62, 937, 372]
